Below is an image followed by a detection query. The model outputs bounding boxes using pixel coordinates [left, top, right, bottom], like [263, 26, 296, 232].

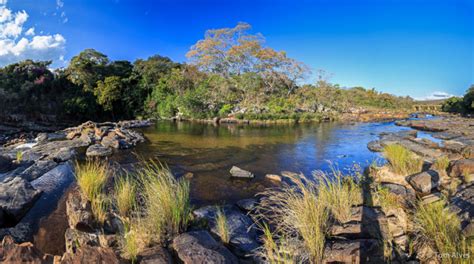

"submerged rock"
[0, 177, 42, 226]
[172, 230, 238, 264]
[229, 166, 254, 178]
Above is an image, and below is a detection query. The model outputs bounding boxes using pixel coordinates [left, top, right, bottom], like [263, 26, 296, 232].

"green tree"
[67, 49, 109, 92]
[95, 76, 123, 117]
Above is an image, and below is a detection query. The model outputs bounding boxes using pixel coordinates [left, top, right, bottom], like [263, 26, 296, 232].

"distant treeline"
[0, 23, 414, 123]
[442, 86, 474, 115]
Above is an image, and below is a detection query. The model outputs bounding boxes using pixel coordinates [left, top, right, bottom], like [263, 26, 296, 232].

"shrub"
[215, 207, 230, 243]
[383, 144, 423, 175]
[137, 161, 191, 242]
[218, 104, 233, 117]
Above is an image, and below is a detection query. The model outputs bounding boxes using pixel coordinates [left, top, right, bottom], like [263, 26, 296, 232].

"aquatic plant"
[215, 207, 230, 244]
[114, 175, 137, 217]
[137, 160, 191, 242]
[383, 144, 423, 175]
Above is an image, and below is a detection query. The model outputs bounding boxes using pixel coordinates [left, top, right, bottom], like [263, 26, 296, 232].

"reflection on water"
[126, 121, 410, 206]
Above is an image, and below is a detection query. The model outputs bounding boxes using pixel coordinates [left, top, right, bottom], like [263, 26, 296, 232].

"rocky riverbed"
[1, 116, 473, 263]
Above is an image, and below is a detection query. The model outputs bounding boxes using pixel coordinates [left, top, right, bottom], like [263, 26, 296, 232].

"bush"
[218, 104, 233, 117]
[383, 144, 423, 175]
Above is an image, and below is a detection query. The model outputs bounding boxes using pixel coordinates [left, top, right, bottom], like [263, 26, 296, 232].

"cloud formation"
[0, 0, 66, 67]
[417, 91, 458, 101]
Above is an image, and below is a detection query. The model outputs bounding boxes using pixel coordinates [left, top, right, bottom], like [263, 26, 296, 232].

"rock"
[236, 198, 257, 211]
[406, 170, 440, 194]
[139, 246, 172, 264]
[61, 245, 119, 263]
[101, 133, 120, 149]
[0, 177, 42, 225]
[229, 166, 254, 178]
[51, 147, 76, 162]
[193, 206, 259, 257]
[18, 159, 57, 181]
[380, 182, 416, 204]
[0, 155, 14, 173]
[103, 212, 124, 234]
[86, 144, 113, 157]
[98, 234, 119, 248]
[117, 119, 152, 128]
[323, 239, 385, 263]
[35, 133, 48, 143]
[449, 159, 474, 178]
[65, 190, 95, 231]
[0, 235, 55, 263]
[64, 228, 99, 254]
[172, 230, 238, 264]
[184, 172, 194, 179]
[449, 183, 474, 233]
[421, 192, 442, 205]
[367, 140, 384, 152]
[265, 174, 282, 182]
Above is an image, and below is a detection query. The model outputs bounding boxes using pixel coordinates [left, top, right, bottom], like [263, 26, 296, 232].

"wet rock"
[64, 228, 99, 254]
[0, 235, 56, 264]
[0, 177, 42, 225]
[139, 246, 172, 264]
[193, 206, 259, 257]
[449, 159, 474, 179]
[265, 174, 282, 182]
[323, 239, 385, 263]
[229, 166, 254, 178]
[18, 159, 57, 181]
[86, 144, 113, 157]
[236, 198, 257, 212]
[61, 245, 119, 263]
[406, 170, 440, 194]
[66, 190, 95, 231]
[172, 230, 238, 264]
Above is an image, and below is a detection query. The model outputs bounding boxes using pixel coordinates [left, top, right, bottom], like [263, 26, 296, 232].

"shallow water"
[123, 121, 411, 206]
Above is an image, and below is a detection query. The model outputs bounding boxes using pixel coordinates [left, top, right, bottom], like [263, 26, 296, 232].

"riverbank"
[1, 116, 472, 263]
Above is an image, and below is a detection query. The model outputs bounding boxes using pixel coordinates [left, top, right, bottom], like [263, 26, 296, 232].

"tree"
[463, 85, 474, 113]
[94, 76, 123, 116]
[67, 49, 109, 92]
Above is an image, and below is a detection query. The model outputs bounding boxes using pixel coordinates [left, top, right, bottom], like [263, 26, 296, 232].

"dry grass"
[433, 156, 450, 175]
[215, 207, 230, 244]
[114, 175, 137, 217]
[383, 144, 423, 176]
[316, 170, 362, 223]
[121, 217, 148, 263]
[256, 173, 329, 263]
[260, 224, 297, 264]
[413, 199, 472, 264]
[136, 160, 192, 243]
[74, 160, 109, 222]
[373, 185, 401, 212]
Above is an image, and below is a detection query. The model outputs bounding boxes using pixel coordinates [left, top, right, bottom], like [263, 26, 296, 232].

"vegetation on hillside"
[0, 23, 413, 123]
[442, 85, 474, 114]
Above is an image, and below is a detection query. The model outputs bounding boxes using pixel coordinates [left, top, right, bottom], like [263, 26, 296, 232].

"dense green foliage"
[0, 23, 414, 123]
[442, 85, 474, 114]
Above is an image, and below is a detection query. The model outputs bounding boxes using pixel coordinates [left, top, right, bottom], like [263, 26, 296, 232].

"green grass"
[373, 185, 401, 212]
[74, 160, 109, 222]
[114, 175, 137, 217]
[260, 224, 296, 264]
[433, 156, 450, 175]
[383, 144, 423, 176]
[215, 207, 230, 244]
[15, 151, 23, 163]
[256, 173, 329, 263]
[414, 199, 471, 264]
[316, 170, 362, 223]
[136, 160, 192, 243]
[121, 218, 146, 264]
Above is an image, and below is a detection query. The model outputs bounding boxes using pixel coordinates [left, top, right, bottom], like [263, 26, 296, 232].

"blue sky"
[1, 0, 473, 99]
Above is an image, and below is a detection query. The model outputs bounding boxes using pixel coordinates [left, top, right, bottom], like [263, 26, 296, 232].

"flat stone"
[139, 246, 172, 264]
[229, 166, 254, 178]
[0, 177, 42, 225]
[85, 144, 113, 157]
[323, 239, 385, 263]
[449, 159, 474, 178]
[172, 230, 238, 264]
[421, 192, 442, 205]
[18, 160, 57, 182]
[61, 245, 119, 264]
[406, 170, 440, 194]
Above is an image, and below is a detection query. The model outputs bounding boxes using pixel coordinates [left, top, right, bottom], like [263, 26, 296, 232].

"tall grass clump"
[75, 160, 109, 223]
[215, 207, 230, 244]
[316, 170, 362, 223]
[256, 174, 329, 263]
[114, 175, 137, 217]
[373, 185, 401, 212]
[433, 156, 450, 175]
[414, 199, 472, 264]
[137, 161, 192, 242]
[121, 217, 149, 263]
[383, 144, 423, 175]
[260, 224, 296, 264]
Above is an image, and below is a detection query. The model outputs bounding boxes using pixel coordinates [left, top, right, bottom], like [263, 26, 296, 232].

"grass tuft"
[433, 156, 450, 175]
[215, 207, 230, 244]
[136, 160, 192, 243]
[383, 144, 423, 176]
[261, 223, 296, 264]
[114, 175, 137, 217]
[373, 185, 401, 212]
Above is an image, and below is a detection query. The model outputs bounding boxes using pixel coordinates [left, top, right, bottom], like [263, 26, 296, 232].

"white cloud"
[0, 2, 66, 67]
[416, 91, 459, 101]
[25, 27, 34, 36]
[56, 0, 64, 9]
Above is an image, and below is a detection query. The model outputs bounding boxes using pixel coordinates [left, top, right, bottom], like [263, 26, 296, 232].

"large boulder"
[406, 170, 440, 194]
[65, 190, 95, 231]
[0, 235, 56, 264]
[0, 177, 42, 225]
[61, 245, 119, 264]
[229, 166, 254, 178]
[18, 160, 57, 182]
[172, 230, 238, 264]
[193, 206, 259, 257]
[86, 144, 113, 157]
[449, 159, 474, 180]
